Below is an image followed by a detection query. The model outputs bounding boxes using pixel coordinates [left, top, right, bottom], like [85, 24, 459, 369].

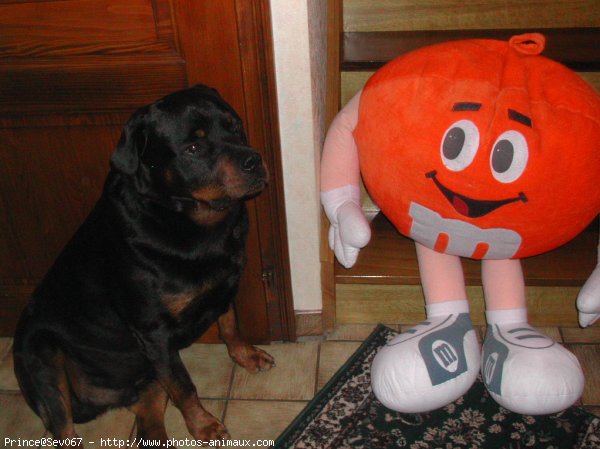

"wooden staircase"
[322, 0, 600, 331]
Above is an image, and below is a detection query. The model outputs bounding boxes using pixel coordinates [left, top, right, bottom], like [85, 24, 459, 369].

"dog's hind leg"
[13, 340, 81, 447]
[129, 382, 169, 447]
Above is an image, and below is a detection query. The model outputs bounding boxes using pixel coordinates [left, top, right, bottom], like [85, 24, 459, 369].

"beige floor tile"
[230, 342, 318, 401]
[317, 341, 361, 391]
[180, 344, 235, 399]
[561, 326, 600, 344]
[0, 393, 46, 441]
[0, 341, 19, 391]
[75, 408, 135, 448]
[162, 400, 226, 446]
[327, 324, 384, 341]
[224, 400, 306, 442]
[568, 344, 600, 406]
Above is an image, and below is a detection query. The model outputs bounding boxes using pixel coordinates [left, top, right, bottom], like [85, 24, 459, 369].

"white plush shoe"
[482, 324, 584, 415]
[371, 313, 480, 413]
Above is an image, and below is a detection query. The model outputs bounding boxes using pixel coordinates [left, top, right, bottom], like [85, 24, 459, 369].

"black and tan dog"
[12, 85, 275, 446]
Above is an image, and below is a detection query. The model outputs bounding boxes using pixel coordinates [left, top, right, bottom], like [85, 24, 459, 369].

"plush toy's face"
[354, 39, 600, 259]
[409, 91, 533, 259]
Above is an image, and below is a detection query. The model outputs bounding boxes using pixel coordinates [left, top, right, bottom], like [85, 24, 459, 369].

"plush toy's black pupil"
[443, 127, 465, 160]
[492, 140, 514, 173]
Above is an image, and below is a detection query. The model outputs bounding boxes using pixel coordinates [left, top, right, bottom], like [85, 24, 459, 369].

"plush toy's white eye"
[440, 120, 480, 171]
[490, 130, 529, 183]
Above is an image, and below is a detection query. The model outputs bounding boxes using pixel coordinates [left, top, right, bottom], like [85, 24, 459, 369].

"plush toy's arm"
[577, 230, 600, 327]
[321, 91, 370, 268]
[321, 90, 362, 191]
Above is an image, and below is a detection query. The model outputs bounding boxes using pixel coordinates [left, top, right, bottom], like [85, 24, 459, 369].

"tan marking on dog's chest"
[162, 281, 217, 317]
[189, 206, 230, 225]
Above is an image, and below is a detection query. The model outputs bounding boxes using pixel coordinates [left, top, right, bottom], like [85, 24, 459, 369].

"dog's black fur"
[13, 85, 274, 445]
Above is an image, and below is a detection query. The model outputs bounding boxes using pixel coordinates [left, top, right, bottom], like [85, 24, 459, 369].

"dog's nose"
[242, 153, 262, 172]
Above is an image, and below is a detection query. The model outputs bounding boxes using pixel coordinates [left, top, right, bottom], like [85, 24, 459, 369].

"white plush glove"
[577, 233, 600, 327]
[577, 265, 600, 327]
[321, 185, 371, 268]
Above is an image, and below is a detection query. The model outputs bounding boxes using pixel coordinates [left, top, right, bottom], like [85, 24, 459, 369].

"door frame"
[179, 0, 295, 342]
[233, 0, 296, 342]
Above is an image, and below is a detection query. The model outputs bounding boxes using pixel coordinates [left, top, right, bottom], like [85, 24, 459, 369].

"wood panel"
[343, 71, 600, 105]
[0, 0, 185, 114]
[336, 284, 582, 326]
[0, 126, 118, 282]
[344, 0, 600, 32]
[0, 0, 173, 55]
[342, 28, 600, 71]
[0, 58, 186, 114]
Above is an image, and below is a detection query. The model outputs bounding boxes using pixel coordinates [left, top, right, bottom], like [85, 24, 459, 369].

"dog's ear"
[110, 107, 149, 175]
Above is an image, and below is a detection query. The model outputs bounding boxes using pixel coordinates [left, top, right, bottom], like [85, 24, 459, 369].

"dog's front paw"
[196, 419, 230, 441]
[228, 342, 275, 373]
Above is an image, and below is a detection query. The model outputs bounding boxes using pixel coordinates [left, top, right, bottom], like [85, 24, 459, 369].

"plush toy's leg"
[481, 259, 584, 415]
[577, 231, 600, 327]
[370, 243, 480, 413]
[416, 243, 469, 304]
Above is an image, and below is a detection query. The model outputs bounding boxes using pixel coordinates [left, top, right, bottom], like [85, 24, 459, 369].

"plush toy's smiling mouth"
[426, 170, 527, 218]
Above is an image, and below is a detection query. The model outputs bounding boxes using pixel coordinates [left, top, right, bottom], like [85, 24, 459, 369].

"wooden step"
[342, 28, 600, 72]
[334, 214, 598, 327]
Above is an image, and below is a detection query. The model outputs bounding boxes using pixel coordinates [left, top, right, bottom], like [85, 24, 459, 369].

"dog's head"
[111, 85, 268, 215]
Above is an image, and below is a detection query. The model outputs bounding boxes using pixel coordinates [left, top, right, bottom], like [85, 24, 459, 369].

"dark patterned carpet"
[276, 325, 600, 449]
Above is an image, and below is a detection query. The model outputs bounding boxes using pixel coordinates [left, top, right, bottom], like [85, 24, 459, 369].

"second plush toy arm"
[577, 231, 600, 327]
[320, 91, 371, 268]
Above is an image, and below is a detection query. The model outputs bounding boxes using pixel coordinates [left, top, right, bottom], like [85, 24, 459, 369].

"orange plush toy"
[321, 34, 600, 415]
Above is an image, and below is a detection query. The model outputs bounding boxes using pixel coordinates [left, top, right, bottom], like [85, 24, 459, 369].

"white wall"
[270, 1, 327, 312]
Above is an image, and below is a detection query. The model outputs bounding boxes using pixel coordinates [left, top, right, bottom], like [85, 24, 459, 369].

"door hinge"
[261, 267, 274, 285]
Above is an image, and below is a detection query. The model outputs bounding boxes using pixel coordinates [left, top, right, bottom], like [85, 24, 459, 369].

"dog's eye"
[224, 114, 241, 132]
[195, 129, 206, 138]
[185, 144, 200, 155]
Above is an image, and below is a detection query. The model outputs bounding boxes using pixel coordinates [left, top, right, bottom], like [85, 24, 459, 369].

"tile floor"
[0, 324, 599, 448]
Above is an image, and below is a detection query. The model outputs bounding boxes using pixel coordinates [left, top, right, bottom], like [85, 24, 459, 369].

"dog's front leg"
[218, 304, 275, 373]
[135, 330, 230, 441]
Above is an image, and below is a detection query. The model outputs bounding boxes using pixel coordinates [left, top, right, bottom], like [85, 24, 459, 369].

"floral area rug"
[275, 325, 600, 448]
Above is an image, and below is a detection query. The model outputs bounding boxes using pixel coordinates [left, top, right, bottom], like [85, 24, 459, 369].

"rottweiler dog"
[12, 85, 275, 447]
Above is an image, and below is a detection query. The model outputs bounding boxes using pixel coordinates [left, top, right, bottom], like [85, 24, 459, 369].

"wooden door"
[0, 0, 294, 343]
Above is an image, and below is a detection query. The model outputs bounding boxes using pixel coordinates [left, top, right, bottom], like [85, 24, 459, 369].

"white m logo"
[484, 352, 499, 384]
[432, 340, 459, 373]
